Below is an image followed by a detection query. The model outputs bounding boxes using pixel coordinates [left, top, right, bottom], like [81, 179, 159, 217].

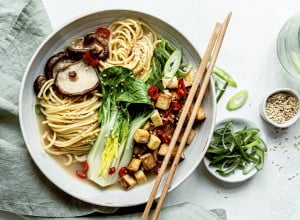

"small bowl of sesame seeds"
[260, 88, 300, 128]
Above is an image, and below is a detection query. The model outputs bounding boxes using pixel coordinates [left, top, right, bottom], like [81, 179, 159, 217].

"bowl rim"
[259, 87, 300, 128]
[19, 9, 217, 207]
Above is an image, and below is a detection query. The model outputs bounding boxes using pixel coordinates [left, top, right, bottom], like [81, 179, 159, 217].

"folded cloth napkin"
[21, 202, 226, 220]
[0, 0, 227, 219]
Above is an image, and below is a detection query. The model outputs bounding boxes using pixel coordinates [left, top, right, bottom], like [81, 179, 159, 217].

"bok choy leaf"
[87, 66, 153, 187]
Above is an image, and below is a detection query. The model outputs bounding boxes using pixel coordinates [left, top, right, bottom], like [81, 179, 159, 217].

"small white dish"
[203, 117, 266, 183]
[259, 88, 300, 128]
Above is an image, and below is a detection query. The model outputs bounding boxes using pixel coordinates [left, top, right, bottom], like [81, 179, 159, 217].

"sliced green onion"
[163, 48, 182, 78]
[226, 90, 248, 111]
[177, 62, 193, 77]
[35, 104, 42, 115]
[213, 65, 237, 87]
[216, 82, 228, 102]
[205, 121, 267, 177]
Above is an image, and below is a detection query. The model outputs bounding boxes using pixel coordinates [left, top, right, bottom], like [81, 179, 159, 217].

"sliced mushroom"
[55, 61, 100, 96]
[44, 51, 69, 79]
[33, 75, 47, 95]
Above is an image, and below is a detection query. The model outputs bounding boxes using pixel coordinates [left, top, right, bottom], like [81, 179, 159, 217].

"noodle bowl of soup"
[19, 10, 216, 207]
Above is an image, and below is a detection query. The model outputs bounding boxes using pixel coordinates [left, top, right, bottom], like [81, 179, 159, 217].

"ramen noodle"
[100, 18, 157, 79]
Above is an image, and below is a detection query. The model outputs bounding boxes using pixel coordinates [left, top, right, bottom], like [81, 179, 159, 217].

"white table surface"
[2, 0, 300, 219]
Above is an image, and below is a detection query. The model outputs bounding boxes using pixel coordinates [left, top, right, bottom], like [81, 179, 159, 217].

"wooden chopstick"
[142, 12, 232, 220]
[151, 12, 232, 220]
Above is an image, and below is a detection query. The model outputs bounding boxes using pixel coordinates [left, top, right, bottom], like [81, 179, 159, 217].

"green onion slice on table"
[205, 121, 267, 176]
[226, 90, 248, 111]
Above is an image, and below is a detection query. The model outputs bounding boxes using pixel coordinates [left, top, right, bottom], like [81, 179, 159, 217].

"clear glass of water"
[277, 12, 300, 80]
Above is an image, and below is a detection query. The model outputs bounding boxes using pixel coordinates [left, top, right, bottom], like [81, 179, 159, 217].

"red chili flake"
[96, 27, 110, 39]
[148, 85, 159, 101]
[156, 129, 171, 144]
[82, 50, 99, 67]
[109, 167, 116, 175]
[176, 78, 188, 97]
[118, 166, 128, 177]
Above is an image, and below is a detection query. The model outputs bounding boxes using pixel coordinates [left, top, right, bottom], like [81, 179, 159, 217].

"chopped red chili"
[75, 161, 89, 179]
[156, 129, 171, 144]
[171, 100, 181, 111]
[118, 166, 128, 177]
[177, 78, 188, 97]
[163, 111, 174, 126]
[109, 167, 116, 175]
[82, 50, 99, 67]
[148, 85, 159, 101]
[82, 161, 89, 173]
[96, 27, 110, 39]
[76, 170, 87, 179]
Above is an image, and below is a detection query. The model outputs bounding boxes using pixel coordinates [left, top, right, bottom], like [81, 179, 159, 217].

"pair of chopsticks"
[142, 12, 232, 220]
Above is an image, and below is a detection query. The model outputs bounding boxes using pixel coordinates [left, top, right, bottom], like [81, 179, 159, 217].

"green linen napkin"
[0, 0, 116, 217]
[0, 0, 227, 219]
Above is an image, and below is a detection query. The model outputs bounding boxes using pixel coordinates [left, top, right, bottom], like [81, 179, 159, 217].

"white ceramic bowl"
[259, 88, 300, 128]
[19, 10, 216, 207]
[204, 117, 266, 183]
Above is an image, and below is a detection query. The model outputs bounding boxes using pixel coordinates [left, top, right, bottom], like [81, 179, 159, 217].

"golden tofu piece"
[133, 129, 150, 144]
[187, 129, 196, 145]
[118, 174, 137, 190]
[128, 158, 141, 172]
[162, 77, 178, 89]
[142, 121, 155, 131]
[147, 134, 161, 150]
[158, 143, 169, 157]
[183, 69, 195, 87]
[171, 146, 185, 161]
[150, 110, 163, 127]
[134, 170, 147, 184]
[196, 107, 206, 121]
[140, 153, 157, 171]
[155, 93, 172, 110]
[176, 129, 196, 145]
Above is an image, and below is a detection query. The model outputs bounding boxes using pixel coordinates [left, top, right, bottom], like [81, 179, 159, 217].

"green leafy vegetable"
[87, 66, 153, 187]
[205, 121, 267, 177]
[35, 104, 42, 115]
[226, 90, 248, 111]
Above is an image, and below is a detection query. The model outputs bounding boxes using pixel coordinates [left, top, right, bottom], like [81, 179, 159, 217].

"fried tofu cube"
[140, 153, 157, 171]
[171, 91, 182, 100]
[155, 93, 172, 110]
[134, 170, 147, 184]
[118, 174, 137, 190]
[133, 129, 150, 144]
[147, 134, 161, 150]
[183, 69, 195, 87]
[142, 121, 155, 131]
[158, 143, 169, 157]
[196, 107, 206, 121]
[187, 129, 196, 145]
[162, 77, 178, 89]
[150, 110, 163, 127]
[176, 129, 196, 145]
[171, 146, 185, 161]
[128, 158, 141, 172]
